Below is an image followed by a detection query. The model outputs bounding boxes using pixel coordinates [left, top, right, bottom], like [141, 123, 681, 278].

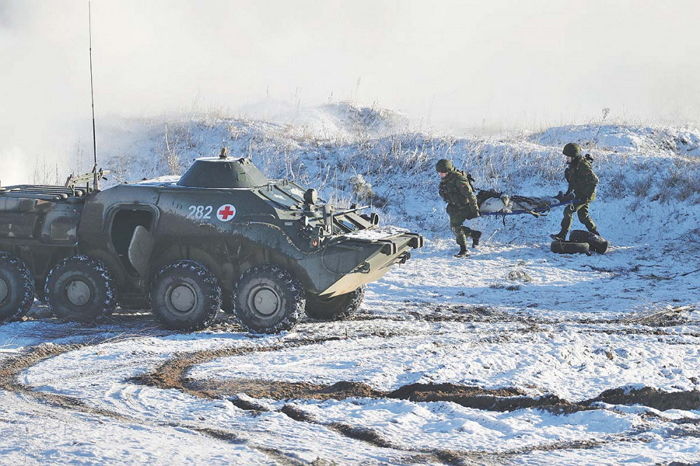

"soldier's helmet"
[562, 143, 581, 158]
[435, 159, 454, 173]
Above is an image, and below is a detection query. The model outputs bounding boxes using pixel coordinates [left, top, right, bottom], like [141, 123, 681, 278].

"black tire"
[306, 287, 365, 321]
[233, 265, 305, 333]
[45, 255, 116, 322]
[550, 240, 590, 255]
[570, 230, 609, 254]
[151, 260, 221, 330]
[0, 253, 35, 322]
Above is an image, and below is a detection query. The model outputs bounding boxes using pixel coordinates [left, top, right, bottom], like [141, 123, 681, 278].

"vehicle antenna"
[88, 1, 99, 191]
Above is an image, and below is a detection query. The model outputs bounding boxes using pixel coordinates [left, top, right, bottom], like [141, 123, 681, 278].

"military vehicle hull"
[0, 156, 423, 333]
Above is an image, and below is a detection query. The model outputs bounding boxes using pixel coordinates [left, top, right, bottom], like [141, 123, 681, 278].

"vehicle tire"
[306, 287, 365, 321]
[233, 264, 305, 333]
[550, 240, 590, 255]
[45, 255, 116, 322]
[0, 253, 35, 322]
[151, 260, 221, 330]
[570, 230, 609, 254]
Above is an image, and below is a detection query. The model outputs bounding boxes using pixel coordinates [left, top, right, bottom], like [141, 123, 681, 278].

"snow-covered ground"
[1, 106, 699, 464]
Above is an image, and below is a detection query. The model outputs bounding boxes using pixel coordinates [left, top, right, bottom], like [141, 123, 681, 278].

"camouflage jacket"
[564, 157, 598, 202]
[439, 170, 479, 217]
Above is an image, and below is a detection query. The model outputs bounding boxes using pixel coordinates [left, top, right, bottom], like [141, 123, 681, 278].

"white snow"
[1, 108, 699, 463]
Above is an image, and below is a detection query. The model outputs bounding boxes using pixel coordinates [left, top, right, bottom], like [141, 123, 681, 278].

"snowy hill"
[98, 104, 700, 247]
[2, 104, 699, 463]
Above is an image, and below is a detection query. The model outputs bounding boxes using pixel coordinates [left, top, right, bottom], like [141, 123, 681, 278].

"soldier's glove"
[555, 191, 574, 202]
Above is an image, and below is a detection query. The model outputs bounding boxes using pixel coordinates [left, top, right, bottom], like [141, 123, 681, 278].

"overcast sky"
[1, 0, 699, 182]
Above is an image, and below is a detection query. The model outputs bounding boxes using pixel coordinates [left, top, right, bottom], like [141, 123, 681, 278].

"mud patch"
[232, 394, 473, 464]
[577, 305, 696, 327]
[587, 386, 700, 411]
[137, 338, 700, 415]
[1, 341, 313, 463]
[132, 336, 346, 397]
[0, 343, 133, 420]
[197, 379, 381, 402]
[387, 383, 580, 414]
[198, 379, 581, 414]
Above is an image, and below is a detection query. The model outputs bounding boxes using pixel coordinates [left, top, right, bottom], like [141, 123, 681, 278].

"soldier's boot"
[550, 232, 566, 241]
[470, 230, 482, 248]
[454, 245, 469, 258]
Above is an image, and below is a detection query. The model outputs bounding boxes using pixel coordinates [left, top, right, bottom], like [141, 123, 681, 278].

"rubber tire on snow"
[151, 260, 222, 331]
[569, 230, 609, 254]
[306, 287, 365, 321]
[45, 255, 116, 322]
[233, 264, 305, 334]
[0, 253, 35, 322]
[550, 240, 590, 255]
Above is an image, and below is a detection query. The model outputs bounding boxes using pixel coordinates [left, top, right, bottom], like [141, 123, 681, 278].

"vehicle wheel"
[233, 265, 305, 333]
[306, 287, 365, 321]
[550, 240, 590, 255]
[45, 255, 116, 322]
[0, 253, 35, 322]
[570, 230, 609, 254]
[151, 260, 221, 330]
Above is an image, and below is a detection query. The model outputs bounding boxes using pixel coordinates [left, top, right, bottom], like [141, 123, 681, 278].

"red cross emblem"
[216, 204, 236, 222]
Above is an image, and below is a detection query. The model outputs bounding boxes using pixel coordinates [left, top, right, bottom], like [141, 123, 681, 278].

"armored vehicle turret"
[0, 154, 423, 333]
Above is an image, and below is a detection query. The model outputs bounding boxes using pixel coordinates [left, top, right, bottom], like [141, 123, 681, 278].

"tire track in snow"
[133, 337, 700, 462]
[131, 336, 488, 464]
[5, 315, 699, 462]
[0, 340, 317, 464]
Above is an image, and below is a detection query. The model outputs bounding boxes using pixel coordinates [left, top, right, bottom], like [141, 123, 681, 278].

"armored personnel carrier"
[0, 153, 423, 333]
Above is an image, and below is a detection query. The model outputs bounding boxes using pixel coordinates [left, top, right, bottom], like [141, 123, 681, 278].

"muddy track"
[134, 341, 700, 462]
[351, 303, 697, 331]
[132, 336, 502, 464]
[227, 389, 657, 464]
[200, 379, 580, 414]
[0, 340, 325, 464]
[0, 342, 134, 421]
[231, 396, 481, 466]
[4, 317, 699, 462]
[134, 339, 584, 414]
[135, 334, 700, 415]
[25, 303, 698, 340]
[588, 387, 700, 411]
[131, 337, 476, 463]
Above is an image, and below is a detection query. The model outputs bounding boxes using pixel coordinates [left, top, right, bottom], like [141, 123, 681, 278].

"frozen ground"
[1, 107, 699, 464]
[2, 240, 698, 464]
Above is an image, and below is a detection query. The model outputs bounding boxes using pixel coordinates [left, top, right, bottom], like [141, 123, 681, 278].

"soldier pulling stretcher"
[436, 143, 603, 257]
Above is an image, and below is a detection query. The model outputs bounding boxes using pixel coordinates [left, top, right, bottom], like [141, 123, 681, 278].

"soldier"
[550, 143, 600, 241]
[436, 159, 481, 257]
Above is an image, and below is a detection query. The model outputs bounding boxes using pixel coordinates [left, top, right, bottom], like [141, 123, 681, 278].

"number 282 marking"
[187, 205, 213, 219]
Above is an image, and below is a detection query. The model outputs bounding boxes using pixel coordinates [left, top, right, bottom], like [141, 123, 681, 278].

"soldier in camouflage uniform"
[550, 143, 600, 241]
[436, 159, 481, 257]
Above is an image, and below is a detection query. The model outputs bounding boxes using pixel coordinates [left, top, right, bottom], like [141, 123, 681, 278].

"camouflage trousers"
[449, 209, 478, 247]
[560, 200, 596, 234]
